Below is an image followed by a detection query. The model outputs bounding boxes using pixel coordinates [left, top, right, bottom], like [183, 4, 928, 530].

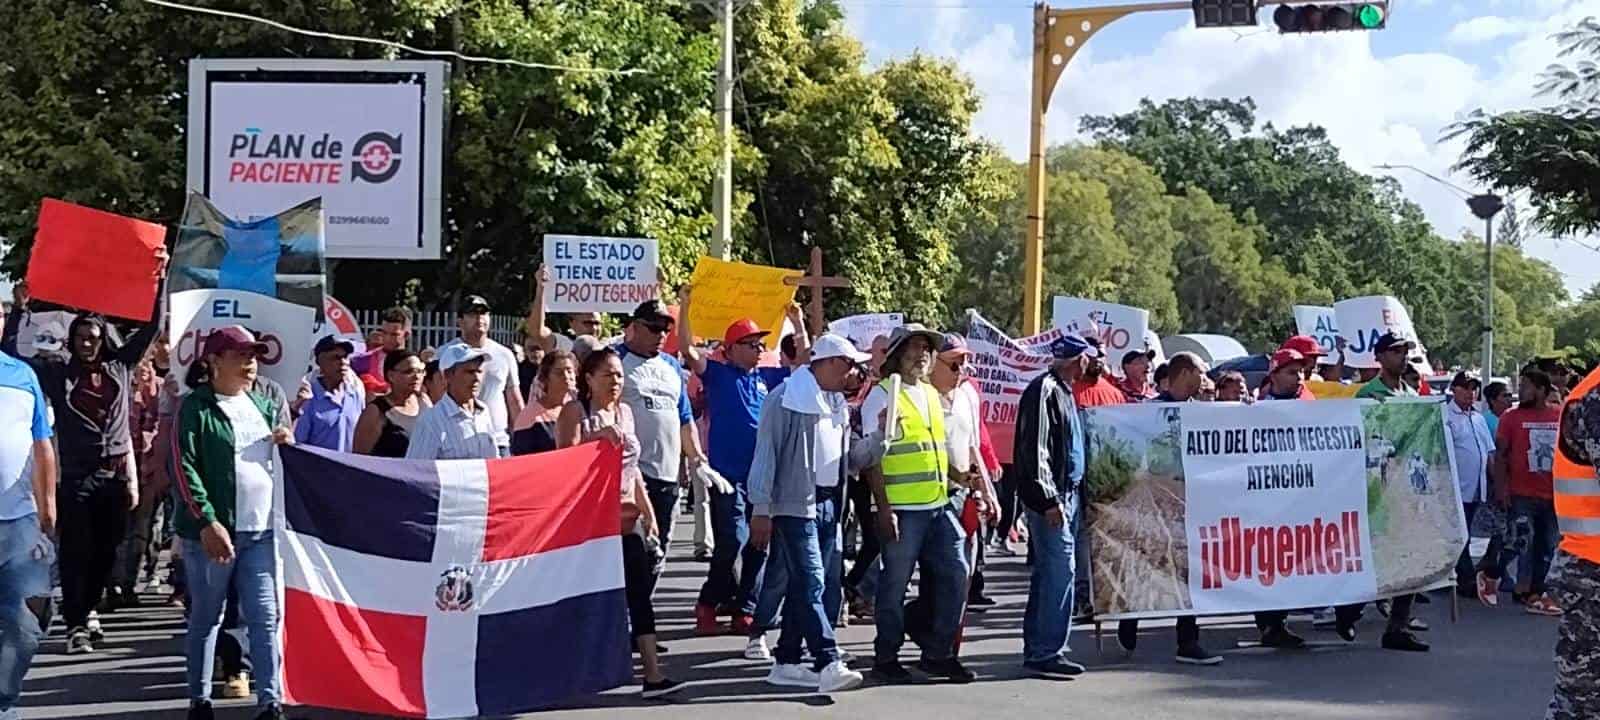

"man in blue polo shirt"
[679, 287, 810, 638]
[0, 299, 59, 720]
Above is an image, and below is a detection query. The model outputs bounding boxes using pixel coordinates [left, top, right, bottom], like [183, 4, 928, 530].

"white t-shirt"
[815, 410, 846, 488]
[942, 383, 982, 475]
[621, 350, 688, 482]
[216, 392, 276, 532]
[443, 338, 519, 448]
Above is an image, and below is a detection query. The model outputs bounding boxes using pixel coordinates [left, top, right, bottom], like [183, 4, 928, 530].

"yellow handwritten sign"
[1306, 380, 1362, 399]
[688, 256, 801, 350]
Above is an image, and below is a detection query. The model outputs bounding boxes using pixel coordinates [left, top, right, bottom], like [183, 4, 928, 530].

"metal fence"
[353, 309, 524, 352]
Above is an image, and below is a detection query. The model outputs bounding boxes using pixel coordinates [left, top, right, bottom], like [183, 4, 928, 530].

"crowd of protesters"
[2, 265, 1599, 719]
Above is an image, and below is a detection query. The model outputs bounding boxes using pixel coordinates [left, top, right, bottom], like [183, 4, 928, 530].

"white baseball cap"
[439, 343, 490, 371]
[810, 333, 872, 364]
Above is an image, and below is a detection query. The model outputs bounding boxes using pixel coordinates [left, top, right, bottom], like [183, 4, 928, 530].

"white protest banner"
[15, 311, 76, 359]
[1083, 399, 1465, 619]
[1333, 296, 1422, 369]
[312, 295, 366, 353]
[1143, 329, 1166, 367]
[187, 59, 446, 260]
[1051, 297, 1150, 371]
[828, 313, 904, 351]
[966, 309, 1061, 464]
[1293, 305, 1340, 365]
[170, 289, 316, 395]
[542, 235, 660, 314]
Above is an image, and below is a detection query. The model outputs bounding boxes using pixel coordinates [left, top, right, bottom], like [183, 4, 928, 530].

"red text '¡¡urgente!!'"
[1197, 511, 1364, 590]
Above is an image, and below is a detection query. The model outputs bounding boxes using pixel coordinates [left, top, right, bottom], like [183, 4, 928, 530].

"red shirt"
[1496, 405, 1562, 500]
[1074, 376, 1128, 408]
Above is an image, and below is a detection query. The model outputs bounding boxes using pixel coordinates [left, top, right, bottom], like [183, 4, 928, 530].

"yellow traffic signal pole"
[1023, 0, 1307, 334]
[1023, 2, 1190, 335]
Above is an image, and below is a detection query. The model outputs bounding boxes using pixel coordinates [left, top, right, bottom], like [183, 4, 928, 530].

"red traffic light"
[1273, 3, 1385, 33]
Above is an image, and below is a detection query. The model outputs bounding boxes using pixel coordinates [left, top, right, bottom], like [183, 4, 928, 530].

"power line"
[138, 0, 648, 76]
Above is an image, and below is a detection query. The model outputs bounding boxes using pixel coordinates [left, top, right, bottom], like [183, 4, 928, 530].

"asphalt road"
[18, 529, 1559, 720]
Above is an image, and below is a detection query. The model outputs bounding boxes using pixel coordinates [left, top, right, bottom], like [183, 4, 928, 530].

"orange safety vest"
[1554, 366, 1600, 563]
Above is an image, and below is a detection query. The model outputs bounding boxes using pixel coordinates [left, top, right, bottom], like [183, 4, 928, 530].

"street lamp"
[1376, 163, 1504, 377]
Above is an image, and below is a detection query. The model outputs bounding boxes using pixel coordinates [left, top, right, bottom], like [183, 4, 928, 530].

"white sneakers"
[765, 661, 864, 693]
[744, 635, 772, 661]
[818, 660, 864, 693]
[766, 663, 820, 688]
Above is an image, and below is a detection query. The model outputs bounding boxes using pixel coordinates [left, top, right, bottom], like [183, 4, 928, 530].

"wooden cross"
[783, 246, 850, 336]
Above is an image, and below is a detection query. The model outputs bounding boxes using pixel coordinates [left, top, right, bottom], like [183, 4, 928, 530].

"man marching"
[746, 333, 880, 694]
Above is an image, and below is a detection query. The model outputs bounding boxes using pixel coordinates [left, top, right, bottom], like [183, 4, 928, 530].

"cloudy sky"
[845, 0, 1600, 299]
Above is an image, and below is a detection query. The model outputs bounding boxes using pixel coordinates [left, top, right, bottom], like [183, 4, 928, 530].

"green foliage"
[1450, 17, 1600, 236]
[1086, 431, 1138, 505]
[0, 0, 998, 324]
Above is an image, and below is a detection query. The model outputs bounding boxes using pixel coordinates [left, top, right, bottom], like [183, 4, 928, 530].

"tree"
[730, 0, 1002, 323]
[1450, 18, 1600, 236]
[0, 0, 722, 313]
[1079, 96, 1572, 366]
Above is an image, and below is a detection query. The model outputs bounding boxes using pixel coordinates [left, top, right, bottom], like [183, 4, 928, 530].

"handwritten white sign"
[543, 235, 659, 314]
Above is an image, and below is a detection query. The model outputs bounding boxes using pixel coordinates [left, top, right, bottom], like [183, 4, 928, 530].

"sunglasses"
[735, 339, 765, 350]
[636, 321, 671, 335]
[943, 360, 966, 373]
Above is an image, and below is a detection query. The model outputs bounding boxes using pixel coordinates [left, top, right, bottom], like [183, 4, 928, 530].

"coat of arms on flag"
[276, 442, 633, 718]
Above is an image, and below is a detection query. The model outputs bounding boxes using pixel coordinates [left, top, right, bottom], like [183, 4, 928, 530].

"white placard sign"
[169, 289, 317, 395]
[187, 59, 447, 260]
[1180, 400, 1378, 613]
[1293, 305, 1340, 365]
[1051, 297, 1151, 370]
[1333, 296, 1422, 369]
[15, 311, 76, 360]
[542, 235, 661, 314]
[828, 313, 905, 351]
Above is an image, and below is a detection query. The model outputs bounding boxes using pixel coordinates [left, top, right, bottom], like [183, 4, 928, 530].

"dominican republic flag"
[276, 442, 632, 718]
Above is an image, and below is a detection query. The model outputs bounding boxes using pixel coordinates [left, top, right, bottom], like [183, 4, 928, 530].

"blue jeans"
[0, 516, 51, 712]
[183, 529, 280, 708]
[772, 512, 840, 671]
[698, 484, 749, 607]
[874, 506, 969, 664]
[740, 501, 771, 617]
[645, 479, 680, 552]
[1023, 496, 1080, 664]
[1511, 496, 1560, 596]
[750, 491, 843, 634]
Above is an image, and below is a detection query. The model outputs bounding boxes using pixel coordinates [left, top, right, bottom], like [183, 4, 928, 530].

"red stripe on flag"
[481, 441, 623, 563]
[282, 588, 427, 718]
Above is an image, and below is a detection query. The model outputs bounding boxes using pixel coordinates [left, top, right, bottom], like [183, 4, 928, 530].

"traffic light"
[1272, 3, 1386, 32]
[1193, 0, 1258, 28]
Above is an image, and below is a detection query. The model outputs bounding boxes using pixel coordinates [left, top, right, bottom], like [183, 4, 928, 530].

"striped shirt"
[405, 393, 499, 461]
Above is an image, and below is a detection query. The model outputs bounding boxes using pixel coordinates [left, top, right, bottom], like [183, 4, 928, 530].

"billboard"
[186, 59, 447, 260]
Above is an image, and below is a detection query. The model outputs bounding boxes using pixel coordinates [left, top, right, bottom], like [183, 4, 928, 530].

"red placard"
[26, 199, 167, 321]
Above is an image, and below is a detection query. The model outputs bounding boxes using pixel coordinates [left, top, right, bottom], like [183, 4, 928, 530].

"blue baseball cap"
[1049, 333, 1098, 360]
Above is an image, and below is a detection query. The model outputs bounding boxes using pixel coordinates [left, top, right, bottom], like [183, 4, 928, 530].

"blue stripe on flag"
[280, 446, 440, 562]
[474, 588, 633, 713]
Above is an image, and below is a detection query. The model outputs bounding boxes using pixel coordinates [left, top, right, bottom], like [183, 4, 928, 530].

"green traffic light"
[1356, 4, 1384, 28]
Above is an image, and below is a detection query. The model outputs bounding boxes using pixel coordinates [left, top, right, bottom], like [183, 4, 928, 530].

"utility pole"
[710, 0, 735, 260]
[1468, 193, 1505, 377]
[1377, 164, 1504, 377]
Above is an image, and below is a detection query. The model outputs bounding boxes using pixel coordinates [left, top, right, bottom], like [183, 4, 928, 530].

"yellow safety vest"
[879, 379, 949, 508]
[1555, 366, 1600, 563]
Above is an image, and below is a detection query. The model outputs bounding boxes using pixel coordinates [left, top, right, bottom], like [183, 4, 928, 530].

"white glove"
[30, 533, 54, 562]
[694, 464, 734, 495]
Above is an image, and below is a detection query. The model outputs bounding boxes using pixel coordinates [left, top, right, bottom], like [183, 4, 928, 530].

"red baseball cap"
[722, 318, 771, 347]
[203, 325, 269, 358]
[1270, 348, 1308, 371]
[1279, 335, 1327, 358]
